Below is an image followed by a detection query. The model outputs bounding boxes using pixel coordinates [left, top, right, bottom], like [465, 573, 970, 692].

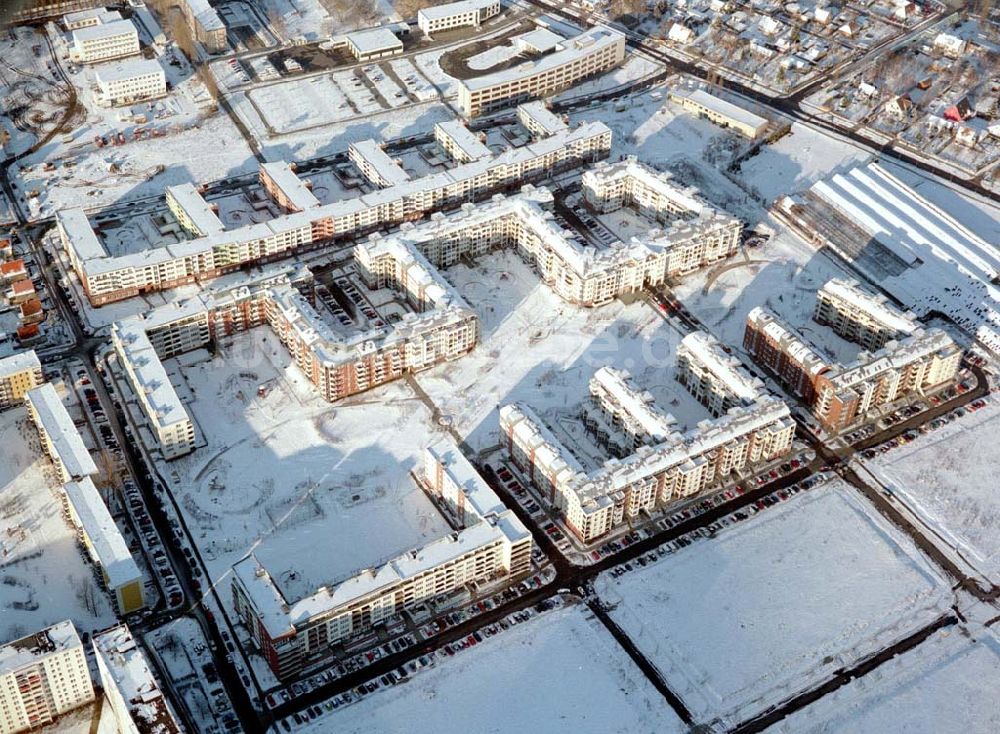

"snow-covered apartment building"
[418, 0, 501, 36]
[676, 330, 764, 417]
[70, 19, 139, 64]
[93, 625, 183, 734]
[501, 361, 794, 543]
[0, 350, 43, 411]
[814, 278, 917, 351]
[434, 120, 492, 163]
[57, 116, 612, 307]
[95, 59, 166, 107]
[517, 100, 568, 138]
[177, 0, 227, 53]
[744, 292, 962, 432]
[0, 622, 94, 734]
[457, 27, 626, 117]
[232, 442, 532, 680]
[23, 382, 145, 614]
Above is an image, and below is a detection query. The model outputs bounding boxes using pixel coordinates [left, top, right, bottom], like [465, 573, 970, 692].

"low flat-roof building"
[0, 350, 43, 411]
[95, 59, 166, 107]
[63, 7, 121, 30]
[25, 383, 98, 483]
[0, 621, 95, 734]
[346, 26, 404, 61]
[93, 625, 182, 733]
[457, 26, 626, 117]
[669, 88, 768, 139]
[71, 19, 140, 64]
[418, 0, 501, 37]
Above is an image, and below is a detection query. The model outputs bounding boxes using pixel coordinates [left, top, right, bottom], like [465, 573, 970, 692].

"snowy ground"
[415, 250, 714, 453]
[767, 625, 1000, 734]
[163, 328, 454, 605]
[290, 604, 688, 734]
[555, 54, 664, 102]
[863, 398, 1000, 582]
[0, 405, 116, 643]
[594, 479, 953, 728]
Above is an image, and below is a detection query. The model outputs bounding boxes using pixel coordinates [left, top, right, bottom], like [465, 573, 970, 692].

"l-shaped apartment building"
[743, 279, 962, 432]
[501, 335, 794, 543]
[231, 442, 532, 680]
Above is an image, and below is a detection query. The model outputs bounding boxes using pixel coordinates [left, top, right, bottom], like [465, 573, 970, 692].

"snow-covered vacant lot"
[163, 329, 454, 606]
[289, 605, 689, 734]
[767, 625, 1000, 734]
[594, 479, 953, 727]
[0, 406, 116, 642]
[865, 399, 1000, 581]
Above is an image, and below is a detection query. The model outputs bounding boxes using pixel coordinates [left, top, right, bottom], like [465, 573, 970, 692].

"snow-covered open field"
[164, 329, 453, 605]
[768, 625, 1000, 734]
[415, 250, 714, 452]
[864, 399, 1000, 581]
[594, 479, 953, 727]
[290, 604, 688, 734]
[0, 405, 116, 643]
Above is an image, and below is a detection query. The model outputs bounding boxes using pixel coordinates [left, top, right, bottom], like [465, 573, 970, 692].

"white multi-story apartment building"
[676, 331, 764, 416]
[58, 120, 611, 306]
[517, 100, 568, 138]
[165, 182, 225, 237]
[232, 441, 531, 680]
[814, 278, 917, 351]
[178, 0, 227, 53]
[25, 383, 98, 483]
[63, 8, 121, 30]
[458, 27, 626, 117]
[71, 19, 139, 64]
[0, 350, 43, 411]
[93, 625, 182, 734]
[95, 59, 166, 106]
[434, 119, 492, 163]
[418, 0, 501, 37]
[348, 139, 411, 187]
[584, 366, 679, 456]
[501, 364, 794, 543]
[112, 319, 197, 459]
[0, 622, 94, 734]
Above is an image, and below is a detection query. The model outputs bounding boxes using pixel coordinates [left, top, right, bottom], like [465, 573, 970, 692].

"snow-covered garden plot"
[333, 70, 384, 115]
[163, 328, 454, 606]
[292, 605, 689, 734]
[0, 406, 116, 643]
[387, 58, 439, 103]
[864, 399, 1000, 581]
[361, 64, 407, 108]
[415, 250, 713, 452]
[671, 229, 861, 365]
[768, 626, 1000, 734]
[247, 75, 358, 134]
[594, 479, 953, 727]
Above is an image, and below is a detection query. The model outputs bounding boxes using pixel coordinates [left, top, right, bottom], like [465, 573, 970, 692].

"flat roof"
[93, 625, 182, 734]
[349, 139, 411, 187]
[112, 320, 190, 429]
[0, 349, 40, 379]
[515, 27, 563, 53]
[435, 119, 492, 160]
[73, 19, 137, 43]
[679, 331, 762, 402]
[462, 26, 624, 92]
[419, 0, 498, 21]
[167, 182, 224, 236]
[64, 478, 142, 589]
[57, 208, 107, 262]
[26, 383, 99, 480]
[95, 58, 163, 84]
[261, 161, 320, 210]
[517, 100, 567, 136]
[671, 87, 768, 131]
[0, 621, 81, 677]
[346, 26, 403, 54]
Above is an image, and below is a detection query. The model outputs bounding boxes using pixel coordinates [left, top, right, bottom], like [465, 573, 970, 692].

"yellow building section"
[6, 369, 40, 401]
[116, 580, 146, 614]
